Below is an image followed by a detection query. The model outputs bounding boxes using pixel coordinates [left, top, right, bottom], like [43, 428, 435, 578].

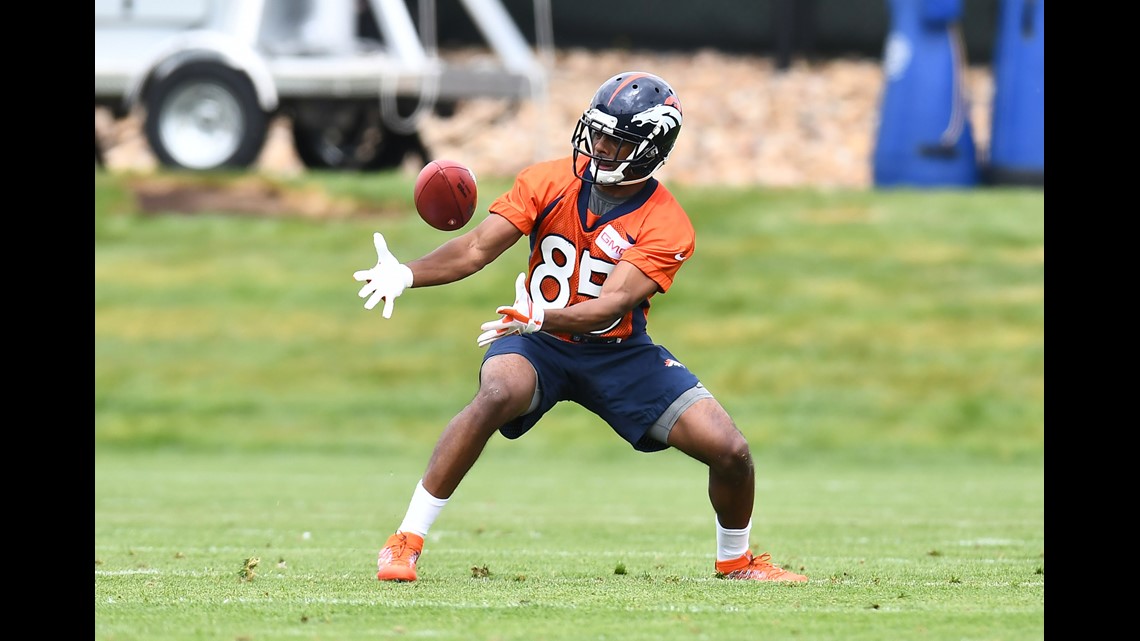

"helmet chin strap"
[590, 160, 627, 185]
[590, 160, 653, 186]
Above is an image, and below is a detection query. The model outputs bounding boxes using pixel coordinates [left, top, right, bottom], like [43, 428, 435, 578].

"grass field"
[95, 169, 1044, 641]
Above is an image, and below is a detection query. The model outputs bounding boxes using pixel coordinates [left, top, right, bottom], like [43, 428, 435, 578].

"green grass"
[96, 448, 1043, 641]
[95, 169, 1044, 640]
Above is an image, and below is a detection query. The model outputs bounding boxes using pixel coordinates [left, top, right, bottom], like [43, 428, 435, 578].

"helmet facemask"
[572, 108, 663, 186]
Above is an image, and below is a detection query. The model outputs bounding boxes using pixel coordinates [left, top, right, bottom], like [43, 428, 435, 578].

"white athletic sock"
[397, 480, 449, 538]
[716, 517, 752, 562]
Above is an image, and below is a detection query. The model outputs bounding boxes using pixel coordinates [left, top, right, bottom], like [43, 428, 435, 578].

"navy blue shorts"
[483, 331, 702, 453]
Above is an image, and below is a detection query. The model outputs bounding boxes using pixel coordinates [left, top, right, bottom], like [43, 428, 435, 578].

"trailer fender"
[125, 30, 278, 113]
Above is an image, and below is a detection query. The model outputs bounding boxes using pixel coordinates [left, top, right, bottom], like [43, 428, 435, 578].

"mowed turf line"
[95, 446, 1043, 641]
[95, 170, 1043, 640]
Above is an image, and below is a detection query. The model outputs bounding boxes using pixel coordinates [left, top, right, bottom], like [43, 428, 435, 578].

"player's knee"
[474, 381, 522, 409]
[473, 374, 537, 422]
[478, 356, 537, 413]
[710, 436, 753, 481]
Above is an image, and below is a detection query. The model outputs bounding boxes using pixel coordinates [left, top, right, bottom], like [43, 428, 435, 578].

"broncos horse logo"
[632, 103, 682, 142]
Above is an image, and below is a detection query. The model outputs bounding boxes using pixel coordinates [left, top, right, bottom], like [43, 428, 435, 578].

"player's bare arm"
[406, 214, 523, 287]
[541, 262, 658, 334]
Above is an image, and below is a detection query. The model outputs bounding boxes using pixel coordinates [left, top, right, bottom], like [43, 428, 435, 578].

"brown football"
[413, 160, 478, 231]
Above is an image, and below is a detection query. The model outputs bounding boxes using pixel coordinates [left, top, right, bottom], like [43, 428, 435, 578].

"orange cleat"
[376, 531, 424, 582]
[715, 551, 807, 582]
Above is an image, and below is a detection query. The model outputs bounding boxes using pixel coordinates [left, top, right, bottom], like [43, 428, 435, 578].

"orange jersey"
[489, 156, 695, 343]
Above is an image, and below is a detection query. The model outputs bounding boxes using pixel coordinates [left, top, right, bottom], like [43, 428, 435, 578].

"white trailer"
[94, 0, 551, 170]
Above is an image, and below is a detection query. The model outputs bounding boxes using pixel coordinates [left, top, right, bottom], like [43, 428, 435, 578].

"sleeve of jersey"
[487, 164, 546, 235]
[621, 205, 696, 294]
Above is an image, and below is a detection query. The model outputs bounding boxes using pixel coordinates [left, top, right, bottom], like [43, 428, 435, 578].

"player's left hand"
[477, 272, 544, 348]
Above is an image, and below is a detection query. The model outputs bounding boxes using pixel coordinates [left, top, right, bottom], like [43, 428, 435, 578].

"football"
[413, 160, 478, 231]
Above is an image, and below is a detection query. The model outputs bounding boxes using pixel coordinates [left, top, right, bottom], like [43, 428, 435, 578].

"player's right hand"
[353, 232, 414, 319]
[477, 272, 544, 347]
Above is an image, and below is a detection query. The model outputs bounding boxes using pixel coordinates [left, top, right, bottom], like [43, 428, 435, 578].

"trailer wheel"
[143, 62, 268, 170]
[291, 101, 428, 171]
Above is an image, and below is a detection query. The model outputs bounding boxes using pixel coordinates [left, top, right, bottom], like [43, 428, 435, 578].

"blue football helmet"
[572, 72, 683, 186]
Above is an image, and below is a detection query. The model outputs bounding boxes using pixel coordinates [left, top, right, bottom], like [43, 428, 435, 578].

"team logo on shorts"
[664, 359, 687, 369]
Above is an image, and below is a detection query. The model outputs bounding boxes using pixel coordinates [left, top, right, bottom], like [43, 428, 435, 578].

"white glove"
[477, 272, 545, 348]
[353, 232, 414, 319]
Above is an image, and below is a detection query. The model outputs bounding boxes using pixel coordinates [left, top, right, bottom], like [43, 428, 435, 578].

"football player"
[355, 71, 807, 583]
